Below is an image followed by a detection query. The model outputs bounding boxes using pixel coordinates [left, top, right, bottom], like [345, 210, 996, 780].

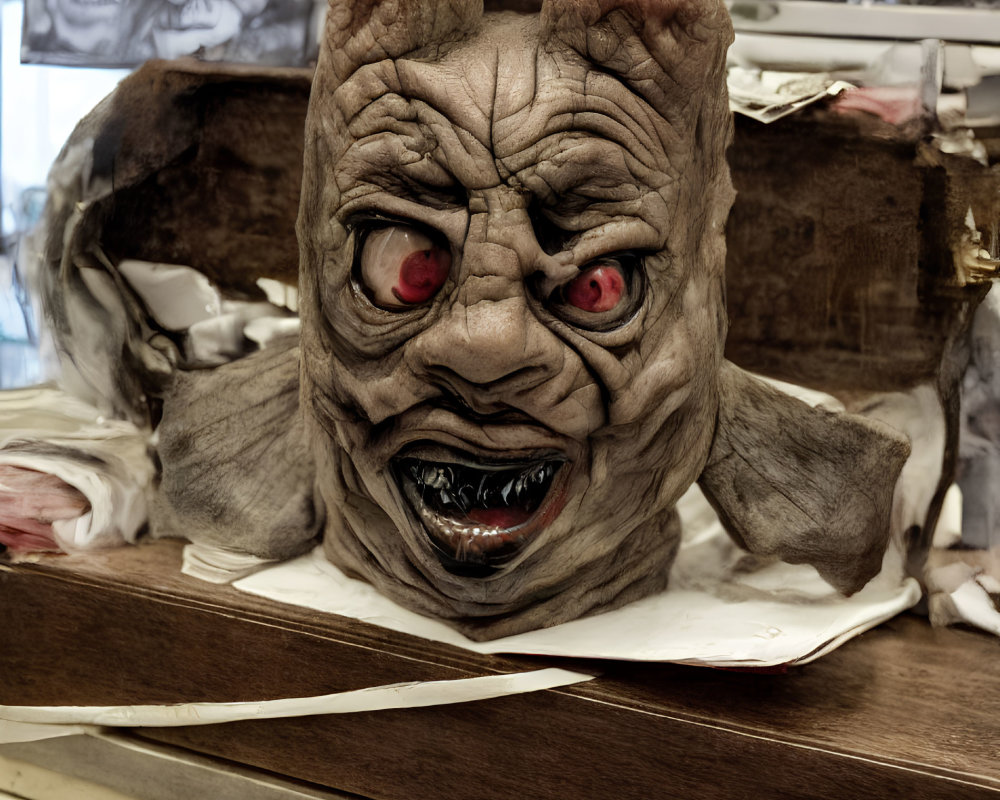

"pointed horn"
[540, 0, 733, 143]
[322, 0, 484, 84]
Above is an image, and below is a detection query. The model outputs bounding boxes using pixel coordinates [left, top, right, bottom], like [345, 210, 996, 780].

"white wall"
[0, 0, 129, 386]
[2, 0, 128, 237]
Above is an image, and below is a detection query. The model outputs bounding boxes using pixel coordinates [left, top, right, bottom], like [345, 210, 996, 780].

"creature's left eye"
[543, 253, 643, 331]
[358, 224, 452, 310]
[564, 263, 626, 313]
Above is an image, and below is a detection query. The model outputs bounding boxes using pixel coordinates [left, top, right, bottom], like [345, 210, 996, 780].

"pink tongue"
[466, 507, 531, 528]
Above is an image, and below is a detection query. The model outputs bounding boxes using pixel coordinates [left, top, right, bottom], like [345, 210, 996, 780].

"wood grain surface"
[2, 540, 998, 799]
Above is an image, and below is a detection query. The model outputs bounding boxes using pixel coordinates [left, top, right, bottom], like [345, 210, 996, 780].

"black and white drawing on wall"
[21, 0, 321, 67]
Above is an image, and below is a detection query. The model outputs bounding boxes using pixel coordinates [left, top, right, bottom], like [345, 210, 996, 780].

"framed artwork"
[20, 0, 322, 67]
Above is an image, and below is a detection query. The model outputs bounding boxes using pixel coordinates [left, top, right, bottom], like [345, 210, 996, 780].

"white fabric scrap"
[243, 316, 300, 349]
[183, 302, 286, 367]
[117, 260, 223, 331]
[928, 559, 1000, 637]
[256, 278, 299, 313]
[116, 259, 297, 367]
[0, 669, 595, 744]
[0, 386, 153, 551]
[182, 541, 279, 584]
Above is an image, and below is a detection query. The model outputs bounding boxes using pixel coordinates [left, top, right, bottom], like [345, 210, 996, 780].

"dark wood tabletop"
[2, 538, 998, 799]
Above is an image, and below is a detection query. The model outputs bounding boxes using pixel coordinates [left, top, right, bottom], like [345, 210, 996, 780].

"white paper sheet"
[950, 579, 1000, 637]
[0, 721, 94, 745]
[233, 486, 921, 669]
[0, 669, 595, 744]
[181, 541, 280, 584]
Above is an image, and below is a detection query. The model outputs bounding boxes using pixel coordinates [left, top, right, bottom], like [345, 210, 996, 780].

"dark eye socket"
[541, 252, 644, 331]
[353, 220, 452, 310]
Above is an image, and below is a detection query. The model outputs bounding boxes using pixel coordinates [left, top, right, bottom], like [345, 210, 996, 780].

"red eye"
[565, 263, 625, 313]
[360, 225, 451, 309]
[394, 249, 450, 304]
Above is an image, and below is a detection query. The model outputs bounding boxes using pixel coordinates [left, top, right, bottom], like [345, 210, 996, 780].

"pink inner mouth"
[395, 453, 567, 575]
[465, 507, 531, 528]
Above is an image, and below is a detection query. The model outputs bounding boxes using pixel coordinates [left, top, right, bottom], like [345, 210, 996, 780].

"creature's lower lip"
[393, 448, 569, 577]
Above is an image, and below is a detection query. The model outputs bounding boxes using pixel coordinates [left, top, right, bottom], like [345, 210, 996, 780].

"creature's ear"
[322, 0, 484, 83]
[540, 0, 732, 138]
[151, 336, 322, 561]
[698, 362, 911, 594]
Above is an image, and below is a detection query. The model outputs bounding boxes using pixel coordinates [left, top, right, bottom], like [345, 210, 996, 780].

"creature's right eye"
[357, 224, 452, 310]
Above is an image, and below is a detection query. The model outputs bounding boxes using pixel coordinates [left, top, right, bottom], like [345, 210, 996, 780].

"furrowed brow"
[337, 131, 469, 211]
[517, 137, 659, 222]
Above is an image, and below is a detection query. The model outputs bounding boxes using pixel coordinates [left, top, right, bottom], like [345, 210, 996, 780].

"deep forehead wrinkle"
[395, 53, 499, 153]
[491, 64, 675, 180]
[331, 12, 679, 199]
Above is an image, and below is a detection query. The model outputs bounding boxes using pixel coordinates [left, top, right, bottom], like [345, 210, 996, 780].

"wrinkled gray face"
[298, 7, 734, 636]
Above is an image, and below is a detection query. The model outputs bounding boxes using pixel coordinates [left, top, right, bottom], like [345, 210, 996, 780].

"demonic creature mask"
[33, 0, 910, 642]
[294, 0, 910, 638]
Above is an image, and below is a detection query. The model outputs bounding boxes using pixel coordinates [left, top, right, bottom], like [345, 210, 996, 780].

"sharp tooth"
[433, 467, 452, 489]
[476, 474, 491, 506]
[531, 464, 547, 485]
[458, 484, 474, 512]
[500, 479, 514, 505]
[514, 472, 529, 504]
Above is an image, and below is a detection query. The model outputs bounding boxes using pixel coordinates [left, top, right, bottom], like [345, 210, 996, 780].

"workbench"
[1, 539, 998, 799]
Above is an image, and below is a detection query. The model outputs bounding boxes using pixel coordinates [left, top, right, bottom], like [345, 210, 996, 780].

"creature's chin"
[393, 445, 570, 578]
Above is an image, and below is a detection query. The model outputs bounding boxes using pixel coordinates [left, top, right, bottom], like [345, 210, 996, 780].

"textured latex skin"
[297, 0, 739, 639]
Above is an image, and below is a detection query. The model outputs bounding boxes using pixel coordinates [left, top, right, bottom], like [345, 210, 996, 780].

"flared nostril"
[405, 295, 563, 392]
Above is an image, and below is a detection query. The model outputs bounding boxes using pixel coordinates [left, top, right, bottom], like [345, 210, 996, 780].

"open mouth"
[394, 450, 567, 577]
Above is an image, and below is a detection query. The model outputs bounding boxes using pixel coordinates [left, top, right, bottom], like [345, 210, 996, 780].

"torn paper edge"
[0, 668, 595, 744]
[728, 69, 854, 123]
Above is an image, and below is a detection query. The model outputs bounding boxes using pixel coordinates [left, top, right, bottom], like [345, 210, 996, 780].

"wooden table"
[2, 539, 998, 799]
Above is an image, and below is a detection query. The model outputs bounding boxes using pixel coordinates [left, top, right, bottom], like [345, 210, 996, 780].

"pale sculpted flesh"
[297, 1, 736, 638]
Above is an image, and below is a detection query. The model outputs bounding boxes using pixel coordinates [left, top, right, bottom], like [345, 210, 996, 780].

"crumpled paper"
[0, 386, 152, 552]
[728, 67, 854, 123]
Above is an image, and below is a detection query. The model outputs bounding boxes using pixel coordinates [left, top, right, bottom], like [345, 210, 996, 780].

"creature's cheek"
[597, 268, 725, 414]
[314, 276, 446, 364]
